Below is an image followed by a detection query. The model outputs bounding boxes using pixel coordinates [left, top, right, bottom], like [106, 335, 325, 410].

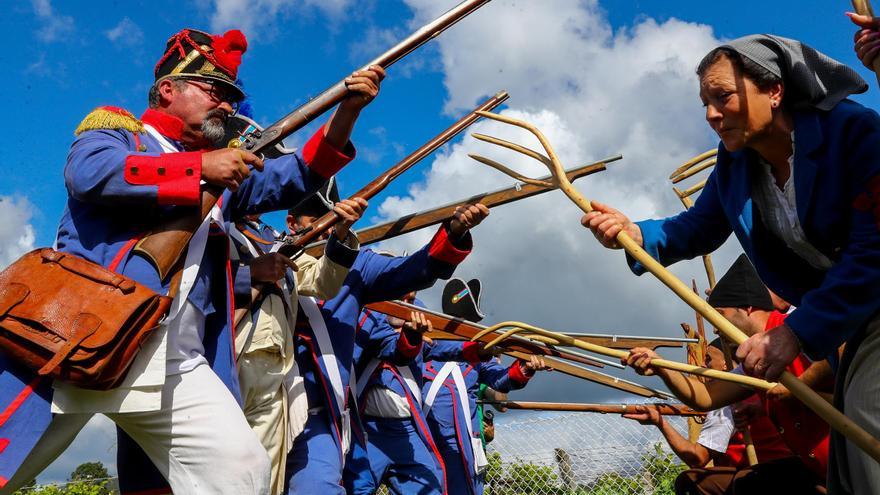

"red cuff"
[428, 226, 471, 265]
[462, 341, 485, 363]
[302, 125, 356, 178]
[125, 152, 202, 206]
[396, 329, 423, 359]
[508, 361, 532, 385]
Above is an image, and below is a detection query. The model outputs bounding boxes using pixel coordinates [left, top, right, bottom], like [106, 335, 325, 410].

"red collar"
[141, 109, 185, 141]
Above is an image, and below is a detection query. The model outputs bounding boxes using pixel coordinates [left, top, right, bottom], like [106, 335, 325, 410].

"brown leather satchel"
[0, 248, 171, 390]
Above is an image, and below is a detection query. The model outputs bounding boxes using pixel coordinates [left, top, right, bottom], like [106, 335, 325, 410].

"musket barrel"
[279, 90, 509, 256]
[246, 0, 492, 154]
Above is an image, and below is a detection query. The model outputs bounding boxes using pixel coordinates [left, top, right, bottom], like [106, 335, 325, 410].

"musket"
[477, 400, 705, 416]
[132, 0, 495, 280]
[422, 329, 696, 350]
[276, 91, 509, 258]
[301, 155, 621, 257]
[366, 300, 611, 369]
[505, 351, 672, 399]
[232, 92, 508, 327]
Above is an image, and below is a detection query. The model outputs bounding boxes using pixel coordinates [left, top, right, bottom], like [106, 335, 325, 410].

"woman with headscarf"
[582, 35, 880, 494]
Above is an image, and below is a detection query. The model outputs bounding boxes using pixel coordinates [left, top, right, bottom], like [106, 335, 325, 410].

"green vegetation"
[13, 462, 115, 495]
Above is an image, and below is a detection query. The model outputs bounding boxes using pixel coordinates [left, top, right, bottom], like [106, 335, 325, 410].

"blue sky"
[4, 0, 880, 484]
[4, 0, 878, 247]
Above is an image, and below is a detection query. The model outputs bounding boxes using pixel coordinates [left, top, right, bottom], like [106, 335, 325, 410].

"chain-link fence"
[482, 410, 687, 495]
[376, 405, 689, 495]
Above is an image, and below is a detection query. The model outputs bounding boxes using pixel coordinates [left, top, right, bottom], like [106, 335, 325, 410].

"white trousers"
[1, 365, 270, 495]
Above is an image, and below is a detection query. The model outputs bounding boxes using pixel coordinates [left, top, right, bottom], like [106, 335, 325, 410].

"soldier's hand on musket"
[623, 405, 663, 426]
[449, 203, 490, 235]
[521, 355, 551, 375]
[333, 197, 368, 240]
[624, 347, 660, 376]
[249, 252, 299, 283]
[581, 200, 642, 249]
[848, 12, 880, 68]
[402, 311, 432, 334]
[341, 65, 386, 112]
[202, 148, 265, 191]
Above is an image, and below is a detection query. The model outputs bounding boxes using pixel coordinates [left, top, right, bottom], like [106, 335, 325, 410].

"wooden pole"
[852, 0, 880, 86]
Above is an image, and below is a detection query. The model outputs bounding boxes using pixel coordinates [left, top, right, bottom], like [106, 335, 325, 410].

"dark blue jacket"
[632, 100, 880, 359]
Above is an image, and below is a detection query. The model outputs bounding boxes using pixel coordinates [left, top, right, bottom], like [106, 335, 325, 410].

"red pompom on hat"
[153, 28, 248, 101]
[210, 30, 248, 77]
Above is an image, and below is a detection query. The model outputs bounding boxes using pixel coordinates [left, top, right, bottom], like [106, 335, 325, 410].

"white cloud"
[208, 0, 354, 39]
[31, 0, 74, 43]
[106, 17, 144, 47]
[371, 0, 744, 400]
[0, 196, 36, 269]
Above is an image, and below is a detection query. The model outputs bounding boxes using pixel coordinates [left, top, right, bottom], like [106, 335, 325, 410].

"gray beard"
[201, 110, 228, 148]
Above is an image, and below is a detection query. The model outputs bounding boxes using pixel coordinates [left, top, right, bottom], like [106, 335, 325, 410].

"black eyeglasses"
[184, 78, 243, 109]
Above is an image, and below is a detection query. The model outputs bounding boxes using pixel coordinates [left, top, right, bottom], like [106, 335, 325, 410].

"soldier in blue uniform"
[0, 27, 384, 494]
[347, 296, 494, 495]
[283, 200, 490, 494]
[422, 354, 549, 495]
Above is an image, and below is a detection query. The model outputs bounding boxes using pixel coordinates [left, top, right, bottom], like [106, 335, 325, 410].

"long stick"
[468, 111, 880, 464]
[421, 330, 696, 350]
[301, 156, 620, 257]
[500, 350, 673, 399]
[477, 400, 705, 416]
[474, 321, 776, 391]
[366, 300, 608, 368]
[277, 91, 509, 258]
[132, 0, 495, 280]
[853, 0, 880, 86]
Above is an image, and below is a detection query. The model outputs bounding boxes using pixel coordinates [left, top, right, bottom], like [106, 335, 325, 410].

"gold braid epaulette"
[74, 106, 144, 136]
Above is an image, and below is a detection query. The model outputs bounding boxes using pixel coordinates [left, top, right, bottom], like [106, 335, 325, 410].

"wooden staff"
[365, 300, 673, 398]
[421, 330, 696, 350]
[853, 0, 880, 85]
[366, 300, 609, 368]
[472, 321, 775, 391]
[477, 400, 706, 416]
[300, 156, 620, 258]
[467, 111, 880, 463]
[674, 153, 756, 465]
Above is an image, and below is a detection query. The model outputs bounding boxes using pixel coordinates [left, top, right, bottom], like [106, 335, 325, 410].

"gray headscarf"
[708, 34, 868, 111]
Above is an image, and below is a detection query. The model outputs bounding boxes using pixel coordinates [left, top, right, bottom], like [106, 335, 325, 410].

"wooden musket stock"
[478, 400, 705, 416]
[277, 91, 509, 258]
[366, 300, 607, 369]
[132, 0, 494, 280]
[302, 156, 621, 257]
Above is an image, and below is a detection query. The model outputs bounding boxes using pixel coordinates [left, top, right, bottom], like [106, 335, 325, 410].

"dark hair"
[147, 77, 186, 108]
[696, 47, 783, 92]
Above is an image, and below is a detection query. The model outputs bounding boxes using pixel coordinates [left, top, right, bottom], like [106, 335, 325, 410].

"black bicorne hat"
[707, 254, 774, 311]
[154, 28, 247, 102]
[442, 278, 485, 323]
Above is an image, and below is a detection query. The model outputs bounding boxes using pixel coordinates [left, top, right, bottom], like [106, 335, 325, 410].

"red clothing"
[762, 311, 830, 479]
[714, 398, 795, 469]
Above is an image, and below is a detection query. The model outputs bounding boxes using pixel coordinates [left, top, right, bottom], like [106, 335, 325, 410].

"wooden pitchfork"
[670, 150, 718, 287]
[672, 151, 758, 465]
[466, 110, 880, 463]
